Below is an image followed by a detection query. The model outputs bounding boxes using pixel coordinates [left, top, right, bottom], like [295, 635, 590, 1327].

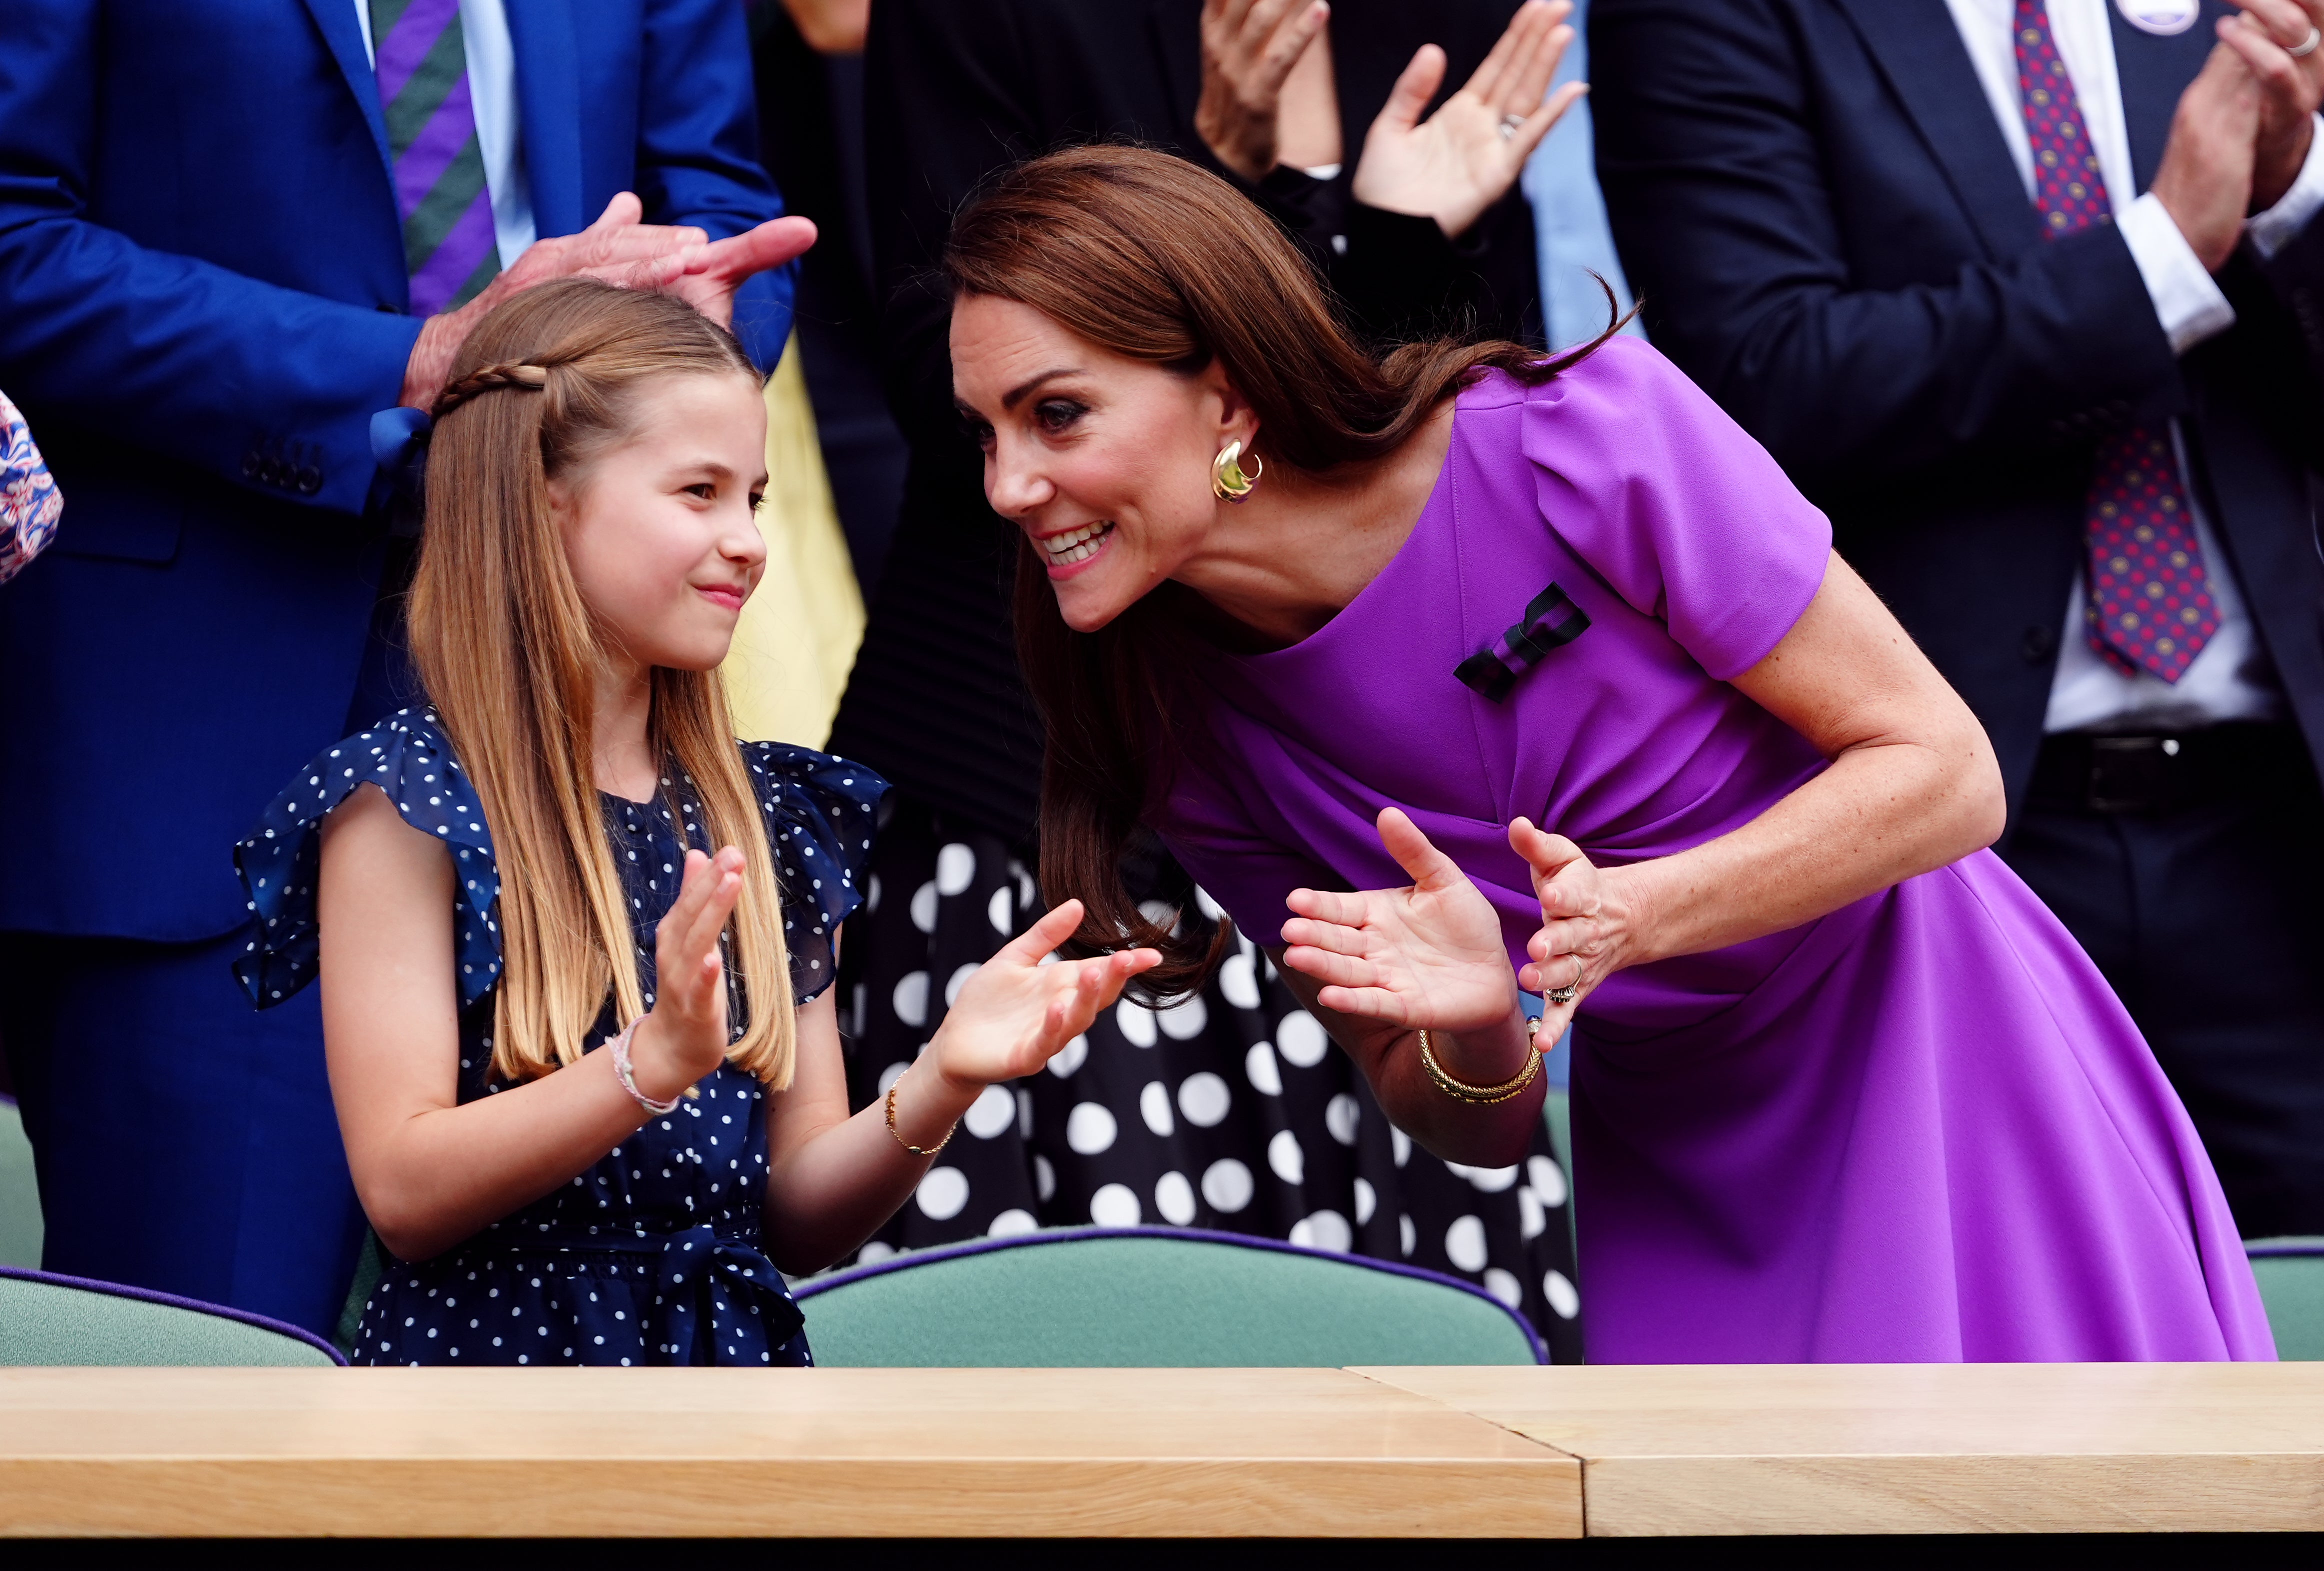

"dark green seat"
[2247, 1238, 2324, 1362]
[0, 1266, 343, 1366]
[795, 1226, 1544, 1367]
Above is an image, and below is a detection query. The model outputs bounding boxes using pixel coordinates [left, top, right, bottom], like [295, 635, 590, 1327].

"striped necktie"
[2014, 0, 2217, 683]
[371, 0, 502, 318]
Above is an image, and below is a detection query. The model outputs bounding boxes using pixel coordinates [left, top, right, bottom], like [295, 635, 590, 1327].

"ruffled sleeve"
[742, 742, 888, 1006]
[233, 710, 503, 1012]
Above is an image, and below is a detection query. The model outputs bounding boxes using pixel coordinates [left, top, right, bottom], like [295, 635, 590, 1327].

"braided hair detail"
[431, 362, 550, 420]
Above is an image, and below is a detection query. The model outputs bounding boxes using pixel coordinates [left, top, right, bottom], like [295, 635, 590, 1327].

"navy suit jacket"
[1590, 0, 2324, 814]
[0, 0, 789, 940]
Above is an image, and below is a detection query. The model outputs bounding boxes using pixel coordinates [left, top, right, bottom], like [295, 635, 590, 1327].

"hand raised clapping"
[631, 845, 749, 1098]
[928, 900, 1162, 1090]
[1195, 0, 1335, 183]
[1279, 808, 1521, 1034]
[1351, 0, 1587, 238]
[1509, 816, 1651, 1040]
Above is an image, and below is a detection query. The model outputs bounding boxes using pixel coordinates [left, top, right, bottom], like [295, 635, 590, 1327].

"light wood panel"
[0, 1366, 1577, 1538]
[1357, 1363, 2324, 1535]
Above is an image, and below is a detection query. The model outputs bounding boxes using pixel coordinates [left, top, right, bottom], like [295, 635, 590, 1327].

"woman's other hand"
[1509, 818, 1644, 1036]
[631, 846, 747, 1100]
[929, 900, 1162, 1090]
[1196, 0, 1333, 182]
[1351, 0, 1586, 238]
[1280, 806, 1521, 1032]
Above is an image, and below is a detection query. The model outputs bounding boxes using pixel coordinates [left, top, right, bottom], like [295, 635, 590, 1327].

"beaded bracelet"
[607, 1019, 682, 1116]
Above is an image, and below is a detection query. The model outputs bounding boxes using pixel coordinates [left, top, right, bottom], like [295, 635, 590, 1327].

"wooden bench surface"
[6, 1362, 2324, 1536]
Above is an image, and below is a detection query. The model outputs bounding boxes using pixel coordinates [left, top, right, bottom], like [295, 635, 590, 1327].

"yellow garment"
[721, 332, 865, 747]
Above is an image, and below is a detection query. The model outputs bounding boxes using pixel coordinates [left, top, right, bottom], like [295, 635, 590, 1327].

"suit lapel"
[299, 0, 392, 186]
[2112, 0, 2225, 192]
[504, 0, 584, 238]
[1831, 0, 2042, 260]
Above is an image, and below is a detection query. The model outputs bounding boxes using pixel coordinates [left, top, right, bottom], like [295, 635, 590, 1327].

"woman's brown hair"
[944, 143, 1628, 997]
[407, 279, 800, 1086]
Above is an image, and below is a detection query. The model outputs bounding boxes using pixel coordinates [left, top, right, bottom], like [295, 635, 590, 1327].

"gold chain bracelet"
[1417, 1018, 1544, 1106]
[884, 1078, 958, 1157]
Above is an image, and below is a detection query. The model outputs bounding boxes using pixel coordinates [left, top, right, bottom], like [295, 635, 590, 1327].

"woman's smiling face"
[950, 292, 1250, 633]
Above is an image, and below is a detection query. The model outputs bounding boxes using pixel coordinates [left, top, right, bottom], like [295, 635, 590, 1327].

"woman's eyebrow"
[1001, 367, 1084, 409]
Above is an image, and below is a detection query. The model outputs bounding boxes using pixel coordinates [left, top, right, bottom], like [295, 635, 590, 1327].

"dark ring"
[1545, 982, 1578, 1006]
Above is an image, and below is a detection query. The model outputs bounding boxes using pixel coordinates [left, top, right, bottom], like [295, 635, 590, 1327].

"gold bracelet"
[884, 1078, 957, 1157]
[1417, 1020, 1543, 1106]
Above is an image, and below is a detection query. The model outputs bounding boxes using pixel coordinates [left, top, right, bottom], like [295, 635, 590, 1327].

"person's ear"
[543, 474, 577, 532]
[1197, 358, 1260, 448]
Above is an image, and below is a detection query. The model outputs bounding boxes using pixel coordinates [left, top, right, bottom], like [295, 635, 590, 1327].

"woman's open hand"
[631, 846, 746, 1098]
[1510, 818, 1646, 1030]
[929, 900, 1162, 1090]
[1351, 0, 1585, 238]
[1280, 807, 1520, 1032]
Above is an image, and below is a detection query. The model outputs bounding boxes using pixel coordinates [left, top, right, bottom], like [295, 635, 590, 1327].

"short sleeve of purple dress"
[1153, 338, 2273, 1364]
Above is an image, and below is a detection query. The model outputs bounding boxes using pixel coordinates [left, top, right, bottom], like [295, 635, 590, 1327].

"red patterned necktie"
[2015, 0, 2217, 682]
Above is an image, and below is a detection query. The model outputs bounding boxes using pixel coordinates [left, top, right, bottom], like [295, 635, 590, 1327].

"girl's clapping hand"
[929, 900, 1162, 1089]
[633, 846, 747, 1091]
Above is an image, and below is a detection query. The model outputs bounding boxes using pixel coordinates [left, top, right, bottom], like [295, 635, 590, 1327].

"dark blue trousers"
[2004, 734, 2324, 1240]
[0, 930, 365, 1336]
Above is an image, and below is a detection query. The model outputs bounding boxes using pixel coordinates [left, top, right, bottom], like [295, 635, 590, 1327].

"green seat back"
[796, 1226, 1543, 1367]
[0, 1268, 341, 1367]
[0, 1098, 42, 1270]
[2248, 1239, 2324, 1362]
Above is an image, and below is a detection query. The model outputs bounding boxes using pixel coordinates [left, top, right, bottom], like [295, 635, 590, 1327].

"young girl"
[234, 280, 1158, 1366]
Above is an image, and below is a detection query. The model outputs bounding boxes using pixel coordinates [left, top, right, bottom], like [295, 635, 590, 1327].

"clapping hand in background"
[1195, 0, 1587, 239]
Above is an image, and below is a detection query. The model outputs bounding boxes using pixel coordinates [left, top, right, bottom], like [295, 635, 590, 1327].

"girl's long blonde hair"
[407, 280, 797, 1088]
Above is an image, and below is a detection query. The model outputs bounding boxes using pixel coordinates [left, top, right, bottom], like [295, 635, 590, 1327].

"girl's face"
[950, 292, 1248, 634]
[551, 370, 769, 672]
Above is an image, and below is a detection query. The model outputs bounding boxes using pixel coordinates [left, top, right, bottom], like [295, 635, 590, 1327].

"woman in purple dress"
[944, 146, 2272, 1362]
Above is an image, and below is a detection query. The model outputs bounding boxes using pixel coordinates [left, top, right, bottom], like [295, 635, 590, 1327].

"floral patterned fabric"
[0, 390, 61, 586]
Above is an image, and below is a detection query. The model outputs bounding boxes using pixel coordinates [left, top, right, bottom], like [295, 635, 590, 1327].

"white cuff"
[2118, 192, 2237, 354]
[2249, 114, 2324, 260]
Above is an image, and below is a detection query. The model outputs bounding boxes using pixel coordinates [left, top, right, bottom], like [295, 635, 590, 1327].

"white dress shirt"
[354, 0, 537, 274]
[1945, 0, 2324, 732]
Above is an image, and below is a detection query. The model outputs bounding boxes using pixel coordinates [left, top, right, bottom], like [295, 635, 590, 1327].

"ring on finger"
[2295, 24, 2323, 56]
[1545, 980, 1578, 1006]
[1498, 112, 1526, 140]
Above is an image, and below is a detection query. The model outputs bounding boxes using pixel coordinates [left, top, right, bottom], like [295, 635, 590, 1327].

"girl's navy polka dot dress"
[234, 708, 886, 1367]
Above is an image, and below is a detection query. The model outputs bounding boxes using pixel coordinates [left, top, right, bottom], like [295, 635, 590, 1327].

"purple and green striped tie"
[372, 0, 501, 317]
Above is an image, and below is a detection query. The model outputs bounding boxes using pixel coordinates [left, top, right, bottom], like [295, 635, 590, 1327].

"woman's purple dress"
[1155, 340, 2273, 1362]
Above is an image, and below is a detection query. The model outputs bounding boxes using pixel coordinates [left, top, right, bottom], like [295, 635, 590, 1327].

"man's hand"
[2153, 42, 2264, 272]
[398, 194, 816, 410]
[659, 216, 819, 332]
[1349, 0, 1584, 238]
[1194, 0, 1332, 182]
[2220, 0, 2324, 211]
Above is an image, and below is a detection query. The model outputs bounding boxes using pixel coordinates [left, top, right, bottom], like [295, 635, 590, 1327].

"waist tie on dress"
[507, 1222, 805, 1356]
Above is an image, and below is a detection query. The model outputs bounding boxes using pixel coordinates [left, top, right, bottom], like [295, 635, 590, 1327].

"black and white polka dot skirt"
[834, 796, 1583, 1360]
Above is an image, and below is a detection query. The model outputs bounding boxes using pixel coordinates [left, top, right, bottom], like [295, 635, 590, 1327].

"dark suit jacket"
[830, 0, 1544, 842]
[1589, 0, 2324, 812]
[0, 0, 790, 941]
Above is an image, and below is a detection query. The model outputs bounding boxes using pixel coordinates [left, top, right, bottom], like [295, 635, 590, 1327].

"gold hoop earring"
[1212, 439, 1262, 503]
